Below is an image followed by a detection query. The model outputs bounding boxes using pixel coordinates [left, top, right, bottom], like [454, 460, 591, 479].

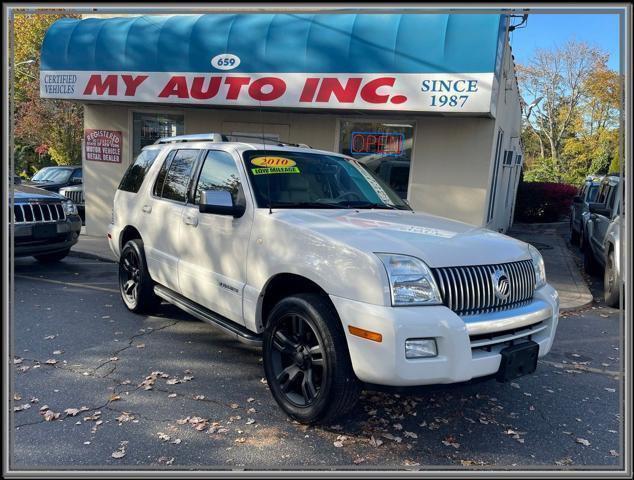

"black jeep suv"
[13, 184, 82, 262]
[26, 165, 82, 193]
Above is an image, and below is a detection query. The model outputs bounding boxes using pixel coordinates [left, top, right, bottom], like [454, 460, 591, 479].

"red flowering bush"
[514, 181, 579, 223]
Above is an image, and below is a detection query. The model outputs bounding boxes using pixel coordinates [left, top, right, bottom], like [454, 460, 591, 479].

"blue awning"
[42, 13, 506, 74]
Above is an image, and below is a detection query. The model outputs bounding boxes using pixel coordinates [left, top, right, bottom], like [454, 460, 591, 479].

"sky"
[509, 13, 621, 72]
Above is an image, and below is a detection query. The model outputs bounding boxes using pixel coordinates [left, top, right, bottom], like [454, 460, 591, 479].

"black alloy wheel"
[269, 313, 326, 407]
[119, 247, 141, 307]
[118, 239, 160, 314]
[263, 294, 361, 424]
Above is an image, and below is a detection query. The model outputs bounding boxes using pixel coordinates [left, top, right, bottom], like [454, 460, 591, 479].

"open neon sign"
[350, 132, 404, 156]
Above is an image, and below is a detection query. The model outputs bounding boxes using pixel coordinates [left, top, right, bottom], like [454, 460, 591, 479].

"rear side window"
[156, 149, 199, 202]
[119, 149, 160, 193]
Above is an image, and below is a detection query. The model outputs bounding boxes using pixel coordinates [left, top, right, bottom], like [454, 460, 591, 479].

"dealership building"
[40, 12, 524, 236]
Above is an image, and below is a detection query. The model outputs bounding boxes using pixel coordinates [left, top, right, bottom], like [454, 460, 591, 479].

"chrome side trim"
[464, 299, 553, 336]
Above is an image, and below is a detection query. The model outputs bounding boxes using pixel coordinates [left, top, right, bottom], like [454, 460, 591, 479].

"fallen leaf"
[403, 431, 418, 439]
[247, 397, 255, 403]
[604, 388, 616, 393]
[168, 393, 177, 398]
[111, 450, 126, 459]
[230, 403, 239, 409]
[576, 438, 591, 446]
[14, 404, 31, 412]
[333, 441, 343, 448]
[193, 395, 205, 400]
[246, 418, 256, 425]
[369, 436, 383, 448]
[157, 432, 171, 442]
[53, 350, 63, 355]
[136, 343, 145, 349]
[13, 393, 22, 401]
[109, 394, 121, 402]
[166, 379, 180, 385]
[41, 410, 60, 421]
[171, 438, 182, 445]
[235, 437, 246, 444]
[64, 408, 80, 416]
[45, 359, 57, 365]
[157, 456, 174, 465]
[116, 412, 135, 423]
[609, 450, 619, 457]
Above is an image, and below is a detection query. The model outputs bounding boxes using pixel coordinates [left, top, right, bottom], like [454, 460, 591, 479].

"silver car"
[570, 175, 601, 245]
[583, 175, 622, 307]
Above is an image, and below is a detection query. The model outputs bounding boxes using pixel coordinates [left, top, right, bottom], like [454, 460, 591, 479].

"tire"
[583, 241, 601, 276]
[34, 248, 70, 263]
[118, 239, 161, 314]
[262, 293, 361, 424]
[604, 250, 620, 307]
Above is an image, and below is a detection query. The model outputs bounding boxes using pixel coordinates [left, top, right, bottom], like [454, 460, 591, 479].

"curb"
[559, 297, 595, 313]
[69, 249, 117, 263]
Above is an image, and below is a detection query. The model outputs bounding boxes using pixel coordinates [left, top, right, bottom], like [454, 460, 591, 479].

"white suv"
[109, 133, 560, 423]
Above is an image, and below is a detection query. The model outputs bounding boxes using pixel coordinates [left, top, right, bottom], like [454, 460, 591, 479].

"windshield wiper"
[268, 201, 342, 209]
[336, 201, 404, 210]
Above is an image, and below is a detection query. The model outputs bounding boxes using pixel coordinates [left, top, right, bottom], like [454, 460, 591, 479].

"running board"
[153, 285, 262, 346]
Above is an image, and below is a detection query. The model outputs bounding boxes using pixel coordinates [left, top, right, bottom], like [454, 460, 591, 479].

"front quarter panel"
[243, 210, 389, 332]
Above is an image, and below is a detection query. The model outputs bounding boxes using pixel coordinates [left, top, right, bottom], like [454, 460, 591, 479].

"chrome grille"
[13, 203, 65, 224]
[432, 260, 536, 316]
[61, 189, 83, 205]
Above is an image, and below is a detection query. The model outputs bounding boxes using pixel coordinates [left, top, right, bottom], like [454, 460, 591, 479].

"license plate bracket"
[33, 224, 57, 239]
[496, 341, 539, 382]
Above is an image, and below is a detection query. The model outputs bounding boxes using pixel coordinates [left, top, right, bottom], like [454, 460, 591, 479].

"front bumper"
[13, 214, 82, 257]
[331, 284, 559, 387]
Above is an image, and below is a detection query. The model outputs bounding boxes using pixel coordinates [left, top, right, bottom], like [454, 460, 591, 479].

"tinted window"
[194, 151, 241, 204]
[71, 169, 82, 180]
[587, 185, 599, 202]
[119, 149, 160, 193]
[160, 149, 199, 202]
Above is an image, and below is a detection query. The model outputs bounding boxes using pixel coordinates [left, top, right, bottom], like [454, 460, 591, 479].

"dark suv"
[13, 184, 82, 262]
[27, 165, 82, 193]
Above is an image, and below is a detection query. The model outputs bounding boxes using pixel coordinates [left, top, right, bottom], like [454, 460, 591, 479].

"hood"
[24, 181, 64, 192]
[14, 184, 65, 201]
[271, 209, 531, 268]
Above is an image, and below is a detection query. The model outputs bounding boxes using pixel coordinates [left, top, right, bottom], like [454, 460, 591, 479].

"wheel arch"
[257, 273, 338, 330]
[119, 225, 143, 251]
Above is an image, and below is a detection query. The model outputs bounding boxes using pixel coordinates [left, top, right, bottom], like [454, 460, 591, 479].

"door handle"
[142, 205, 152, 214]
[183, 213, 199, 227]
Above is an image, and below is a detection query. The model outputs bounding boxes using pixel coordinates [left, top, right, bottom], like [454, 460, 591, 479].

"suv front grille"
[432, 260, 536, 316]
[61, 190, 84, 205]
[14, 203, 66, 224]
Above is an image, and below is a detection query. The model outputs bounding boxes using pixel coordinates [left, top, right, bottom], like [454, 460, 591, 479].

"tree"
[12, 12, 83, 171]
[517, 40, 622, 185]
[518, 40, 607, 181]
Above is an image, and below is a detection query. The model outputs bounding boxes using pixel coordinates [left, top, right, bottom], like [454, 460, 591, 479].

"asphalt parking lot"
[11, 255, 623, 470]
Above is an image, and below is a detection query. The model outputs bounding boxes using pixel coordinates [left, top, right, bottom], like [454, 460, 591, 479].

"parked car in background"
[13, 184, 82, 262]
[570, 175, 601, 245]
[59, 183, 85, 224]
[583, 174, 622, 307]
[108, 133, 559, 424]
[27, 165, 82, 193]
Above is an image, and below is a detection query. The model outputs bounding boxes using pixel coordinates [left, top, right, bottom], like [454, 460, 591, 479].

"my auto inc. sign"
[41, 72, 494, 114]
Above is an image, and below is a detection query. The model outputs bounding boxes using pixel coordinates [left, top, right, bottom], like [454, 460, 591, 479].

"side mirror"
[70, 177, 82, 185]
[588, 202, 611, 217]
[572, 195, 583, 204]
[199, 190, 245, 218]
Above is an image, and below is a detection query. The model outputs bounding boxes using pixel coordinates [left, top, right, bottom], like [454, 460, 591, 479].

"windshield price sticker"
[251, 166, 300, 175]
[250, 156, 301, 175]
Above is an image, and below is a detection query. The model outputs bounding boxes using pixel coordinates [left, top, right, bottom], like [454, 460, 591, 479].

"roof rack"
[154, 133, 229, 144]
[153, 132, 311, 148]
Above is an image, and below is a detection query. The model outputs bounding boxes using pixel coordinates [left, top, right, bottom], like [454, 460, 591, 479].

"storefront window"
[132, 112, 184, 159]
[338, 121, 414, 199]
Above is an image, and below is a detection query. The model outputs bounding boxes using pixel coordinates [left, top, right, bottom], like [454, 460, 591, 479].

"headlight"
[528, 244, 547, 289]
[62, 200, 78, 215]
[376, 254, 442, 306]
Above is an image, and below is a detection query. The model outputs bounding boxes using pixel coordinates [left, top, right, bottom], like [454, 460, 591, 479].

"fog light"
[405, 338, 437, 359]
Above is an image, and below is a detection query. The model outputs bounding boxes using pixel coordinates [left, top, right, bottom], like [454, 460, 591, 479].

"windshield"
[242, 150, 411, 210]
[32, 167, 72, 183]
